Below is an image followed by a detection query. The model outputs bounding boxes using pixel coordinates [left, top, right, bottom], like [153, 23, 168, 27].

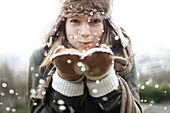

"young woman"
[28, 0, 143, 113]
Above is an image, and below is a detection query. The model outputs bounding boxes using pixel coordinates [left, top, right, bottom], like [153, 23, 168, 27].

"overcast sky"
[0, 0, 170, 61]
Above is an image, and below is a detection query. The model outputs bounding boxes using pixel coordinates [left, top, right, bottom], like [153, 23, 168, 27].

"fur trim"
[59, 0, 113, 18]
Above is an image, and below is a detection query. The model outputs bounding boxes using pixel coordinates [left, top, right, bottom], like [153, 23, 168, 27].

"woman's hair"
[40, 16, 66, 68]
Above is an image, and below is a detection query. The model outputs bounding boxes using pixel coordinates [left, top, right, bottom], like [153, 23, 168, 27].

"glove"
[51, 45, 84, 81]
[113, 56, 133, 76]
[83, 44, 114, 80]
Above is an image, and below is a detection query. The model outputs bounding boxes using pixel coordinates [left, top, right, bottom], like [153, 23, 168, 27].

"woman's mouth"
[79, 41, 92, 48]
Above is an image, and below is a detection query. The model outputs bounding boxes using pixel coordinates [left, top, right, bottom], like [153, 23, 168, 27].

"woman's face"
[65, 16, 104, 51]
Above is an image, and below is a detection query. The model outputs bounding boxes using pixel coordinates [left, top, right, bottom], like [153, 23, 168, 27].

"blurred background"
[0, 0, 170, 113]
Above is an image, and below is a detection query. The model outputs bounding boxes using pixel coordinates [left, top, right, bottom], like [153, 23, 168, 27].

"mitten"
[51, 46, 84, 96]
[83, 44, 113, 80]
[51, 45, 84, 81]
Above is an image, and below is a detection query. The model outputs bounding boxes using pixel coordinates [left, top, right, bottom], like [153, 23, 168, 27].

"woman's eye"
[90, 19, 101, 24]
[70, 19, 80, 23]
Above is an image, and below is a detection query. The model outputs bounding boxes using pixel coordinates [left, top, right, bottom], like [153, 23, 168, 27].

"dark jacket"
[28, 46, 142, 113]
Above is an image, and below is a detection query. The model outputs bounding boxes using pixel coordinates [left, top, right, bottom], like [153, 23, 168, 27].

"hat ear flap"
[119, 28, 134, 64]
[113, 28, 135, 76]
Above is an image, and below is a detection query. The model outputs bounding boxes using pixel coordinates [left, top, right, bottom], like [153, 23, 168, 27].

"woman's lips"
[79, 41, 92, 47]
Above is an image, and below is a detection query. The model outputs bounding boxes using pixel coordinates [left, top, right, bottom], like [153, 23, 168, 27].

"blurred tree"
[0, 54, 28, 113]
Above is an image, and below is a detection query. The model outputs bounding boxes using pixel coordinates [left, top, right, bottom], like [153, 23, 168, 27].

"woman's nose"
[79, 24, 91, 37]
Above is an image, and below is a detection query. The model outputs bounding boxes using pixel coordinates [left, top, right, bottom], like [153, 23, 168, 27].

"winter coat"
[28, 45, 143, 113]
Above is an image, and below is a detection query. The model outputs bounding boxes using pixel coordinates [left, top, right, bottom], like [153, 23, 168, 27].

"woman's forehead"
[67, 13, 106, 20]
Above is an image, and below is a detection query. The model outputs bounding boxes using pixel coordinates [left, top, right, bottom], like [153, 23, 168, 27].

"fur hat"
[59, 0, 113, 18]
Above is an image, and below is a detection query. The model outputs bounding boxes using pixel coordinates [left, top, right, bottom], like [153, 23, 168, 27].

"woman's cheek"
[93, 26, 103, 36]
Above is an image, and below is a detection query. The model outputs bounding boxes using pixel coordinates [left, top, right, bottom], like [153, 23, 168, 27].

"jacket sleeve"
[92, 75, 142, 113]
[28, 47, 47, 113]
[93, 85, 122, 113]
